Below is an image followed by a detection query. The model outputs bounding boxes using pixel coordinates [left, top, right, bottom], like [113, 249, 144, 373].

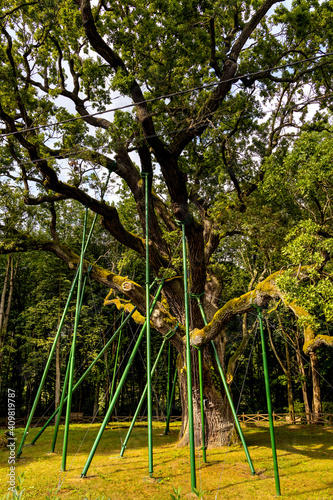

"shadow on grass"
[243, 423, 333, 462]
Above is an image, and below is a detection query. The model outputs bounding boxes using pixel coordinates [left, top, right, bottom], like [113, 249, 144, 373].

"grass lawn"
[0, 422, 332, 499]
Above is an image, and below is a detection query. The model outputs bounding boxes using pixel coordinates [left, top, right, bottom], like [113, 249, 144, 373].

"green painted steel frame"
[61, 208, 88, 471]
[16, 269, 79, 458]
[180, 222, 196, 491]
[197, 347, 207, 463]
[255, 306, 281, 496]
[195, 297, 255, 476]
[142, 171, 153, 477]
[51, 276, 88, 453]
[30, 307, 137, 446]
[80, 280, 165, 478]
[164, 342, 172, 435]
[119, 336, 168, 457]
[164, 368, 177, 435]
[109, 311, 123, 401]
[17, 171, 111, 458]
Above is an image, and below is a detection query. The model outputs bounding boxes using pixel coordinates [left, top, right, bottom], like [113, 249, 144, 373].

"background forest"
[0, 198, 332, 421]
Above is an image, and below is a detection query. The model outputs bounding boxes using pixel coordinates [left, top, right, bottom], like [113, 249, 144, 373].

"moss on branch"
[190, 268, 317, 351]
[303, 334, 333, 354]
[104, 295, 146, 324]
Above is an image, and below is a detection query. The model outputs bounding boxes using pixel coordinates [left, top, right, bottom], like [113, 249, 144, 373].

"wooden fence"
[0, 412, 332, 428]
[238, 412, 333, 426]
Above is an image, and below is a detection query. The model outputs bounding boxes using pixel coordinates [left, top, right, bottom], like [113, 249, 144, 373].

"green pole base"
[143, 476, 162, 483]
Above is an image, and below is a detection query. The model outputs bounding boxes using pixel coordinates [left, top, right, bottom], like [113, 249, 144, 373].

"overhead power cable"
[0, 51, 332, 139]
[2, 88, 332, 174]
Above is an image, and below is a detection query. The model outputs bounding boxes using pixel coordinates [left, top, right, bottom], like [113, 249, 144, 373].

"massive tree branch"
[0, 2, 38, 20]
[190, 267, 326, 355]
[24, 193, 69, 205]
[170, 0, 283, 156]
[26, 76, 112, 129]
[230, 0, 284, 61]
[209, 17, 222, 78]
[77, 0, 171, 161]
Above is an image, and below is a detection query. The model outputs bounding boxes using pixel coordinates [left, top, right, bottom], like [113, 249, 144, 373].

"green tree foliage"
[0, 0, 333, 442]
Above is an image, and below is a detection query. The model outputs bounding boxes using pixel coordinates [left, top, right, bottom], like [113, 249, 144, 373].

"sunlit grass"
[0, 422, 332, 499]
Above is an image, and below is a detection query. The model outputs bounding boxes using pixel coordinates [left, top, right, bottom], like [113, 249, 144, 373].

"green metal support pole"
[164, 368, 177, 435]
[16, 268, 80, 458]
[51, 277, 88, 452]
[142, 172, 153, 478]
[196, 298, 255, 475]
[18, 172, 111, 458]
[109, 312, 123, 401]
[165, 342, 172, 435]
[180, 222, 196, 492]
[197, 347, 207, 463]
[51, 346, 72, 453]
[81, 281, 164, 478]
[30, 306, 138, 446]
[79, 275, 88, 312]
[256, 306, 281, 496]
[62, 208, 88, 471]
[120, 337, 167, 457]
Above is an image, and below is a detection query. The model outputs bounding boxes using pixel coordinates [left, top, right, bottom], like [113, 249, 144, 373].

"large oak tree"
[1, 0, 333, 445]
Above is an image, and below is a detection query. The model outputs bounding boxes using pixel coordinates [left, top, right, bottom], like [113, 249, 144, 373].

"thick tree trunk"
[0, 255, 12, 393]
[0, 254, 11, 331]
[295, 335, 311, 423]
[309, 350, 322, 423]
[285, 339, 295, 423]
[93, 381, 100, 416]
[2, 255, 16, 334]
[176, 345, 234, 448]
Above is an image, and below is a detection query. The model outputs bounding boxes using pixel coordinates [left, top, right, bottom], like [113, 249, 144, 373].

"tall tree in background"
[0, 0, 333, 445]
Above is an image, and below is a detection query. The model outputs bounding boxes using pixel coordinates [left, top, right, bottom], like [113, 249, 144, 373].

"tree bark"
[309, 350, 322, 423]
[0, 254, 15, 393]
[177, 345, 234, 447]
[93, 381, 100, 417]
[0, 254, 11, 331]
[2, 255, 17, 334]
[285, 338, 295, 424]
[295, 333, 311, 423]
